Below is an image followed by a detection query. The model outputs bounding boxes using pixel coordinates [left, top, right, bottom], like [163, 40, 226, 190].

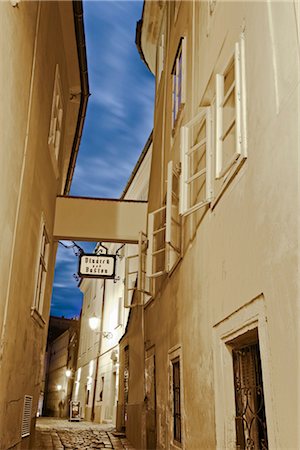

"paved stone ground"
[34, 417, 135, 450]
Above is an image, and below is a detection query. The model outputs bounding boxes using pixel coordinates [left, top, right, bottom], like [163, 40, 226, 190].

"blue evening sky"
[50, 1, 154, 318]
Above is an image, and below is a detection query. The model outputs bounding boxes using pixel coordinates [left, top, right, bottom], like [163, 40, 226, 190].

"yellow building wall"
[124, 1, 299, 449]
[0, 2, 81, 448]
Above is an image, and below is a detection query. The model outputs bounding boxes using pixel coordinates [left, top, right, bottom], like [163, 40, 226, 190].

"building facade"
[73, 138, 152, 425]
[118, 1, 299, 449]
[0, 2, 88, 448]
[43, 317, 79, 418]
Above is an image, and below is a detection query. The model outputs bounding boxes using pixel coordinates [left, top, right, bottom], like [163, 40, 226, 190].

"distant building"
[117, 1, 299, 449]
[43, 316, 79, 418]
[0, 1, 88, 448]
[73, 136, 152, 425]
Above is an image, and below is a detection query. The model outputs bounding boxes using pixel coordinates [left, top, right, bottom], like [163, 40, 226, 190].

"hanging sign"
[78, 253, 116, 279]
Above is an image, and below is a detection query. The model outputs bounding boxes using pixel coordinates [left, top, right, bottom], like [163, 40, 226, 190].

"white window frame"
[179, 107, 213, 216]
[32, 216, 49, 319]
[48, 65, 63, 176]
[146, 206, 167, 278]
[172, 38, 187, 128]
[215, 34, 247, 180]
[166, 161, 182, 273]
[213, 296, 278, 449]
[124, 232, 152, 306]
[147, 161, 182, 277]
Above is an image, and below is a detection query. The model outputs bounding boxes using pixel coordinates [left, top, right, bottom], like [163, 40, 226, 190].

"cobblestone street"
[34, 418, 135, 450]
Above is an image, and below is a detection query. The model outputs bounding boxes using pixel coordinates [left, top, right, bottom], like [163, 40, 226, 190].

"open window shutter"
[124, 233, 151, 307]
[180, 107, 212, 216]
[146, 207, 166, 278]
[215, 73, 224, 179]
[216, 35, 246, 180]
[166, 161, 181, 273]
[138, 232, 152, 302]
[234, 42, 242, 158]
[179, 126, 189, 215]
[124, 252, 138, 308]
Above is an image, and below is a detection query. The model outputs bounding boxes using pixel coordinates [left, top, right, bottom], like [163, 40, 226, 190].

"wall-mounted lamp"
[89, 314, 100, 331]
[89, 314, 113, 339]
[56, 384, 62, 391]
[65, 369, 72, 378]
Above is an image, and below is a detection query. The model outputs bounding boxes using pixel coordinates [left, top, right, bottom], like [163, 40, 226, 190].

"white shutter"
[124, 233, 151, 307]
[146, 206, 166, 278]
[216, 35, 246, 179]
[180, 107, 213, 216]
[124, 252, 138, 308]
[21, 395, 33, 438]
[166, 161, 181, 273]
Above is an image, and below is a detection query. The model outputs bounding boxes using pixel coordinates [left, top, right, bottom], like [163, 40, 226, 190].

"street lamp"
[89, 314, 100, 331]
[88, 314, 113, 339]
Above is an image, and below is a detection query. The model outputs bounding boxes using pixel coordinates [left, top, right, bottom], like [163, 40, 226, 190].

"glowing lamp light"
[89, 314, 100, 331]
[56, 384, 62, 391]
[65, 369, 72, 378]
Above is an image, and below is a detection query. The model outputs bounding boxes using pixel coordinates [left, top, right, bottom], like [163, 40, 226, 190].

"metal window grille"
[216, 35, 247, 179]
[124, 346, 129, 423]
[21, 395, 33, 438]
[232, 342, 268, 450]
[172, 358, 181, 443]
[180, 107, 213, 215]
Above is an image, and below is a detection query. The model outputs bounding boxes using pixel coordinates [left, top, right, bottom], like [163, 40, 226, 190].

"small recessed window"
[172, 357, 182, 444]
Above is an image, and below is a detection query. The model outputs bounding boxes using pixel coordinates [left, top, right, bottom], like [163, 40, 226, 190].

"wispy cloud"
[52, 0, 154, 318]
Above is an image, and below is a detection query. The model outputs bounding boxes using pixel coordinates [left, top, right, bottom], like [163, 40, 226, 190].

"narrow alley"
[34, 419, 135, 450]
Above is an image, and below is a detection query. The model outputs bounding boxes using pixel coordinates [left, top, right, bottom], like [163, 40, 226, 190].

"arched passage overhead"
[53, 196, 148, 243]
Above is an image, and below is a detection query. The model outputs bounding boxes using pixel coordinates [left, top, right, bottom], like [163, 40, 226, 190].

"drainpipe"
[91, 278, 106, 422]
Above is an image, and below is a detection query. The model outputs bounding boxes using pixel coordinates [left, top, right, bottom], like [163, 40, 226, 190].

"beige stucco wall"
[0, 2, 81, 448]
[124, 1, 299, 449]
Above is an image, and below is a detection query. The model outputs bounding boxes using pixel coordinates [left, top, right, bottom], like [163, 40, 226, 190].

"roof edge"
[64, 0, 90, 195]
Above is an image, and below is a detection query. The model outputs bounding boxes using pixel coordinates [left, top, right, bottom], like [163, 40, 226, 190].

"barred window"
[172, 358, 182, 444]
[232, 340, 268, 449]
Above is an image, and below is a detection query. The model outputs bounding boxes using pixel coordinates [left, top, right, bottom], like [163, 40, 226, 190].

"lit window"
[48, 65, 63, 162]
[33, 222, 49, 316]
[172, 38, 186, 128]
[215, 35, 247, 180]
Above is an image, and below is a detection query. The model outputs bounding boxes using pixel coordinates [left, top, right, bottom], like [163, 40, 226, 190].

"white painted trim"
[213, 295, 278, 449]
